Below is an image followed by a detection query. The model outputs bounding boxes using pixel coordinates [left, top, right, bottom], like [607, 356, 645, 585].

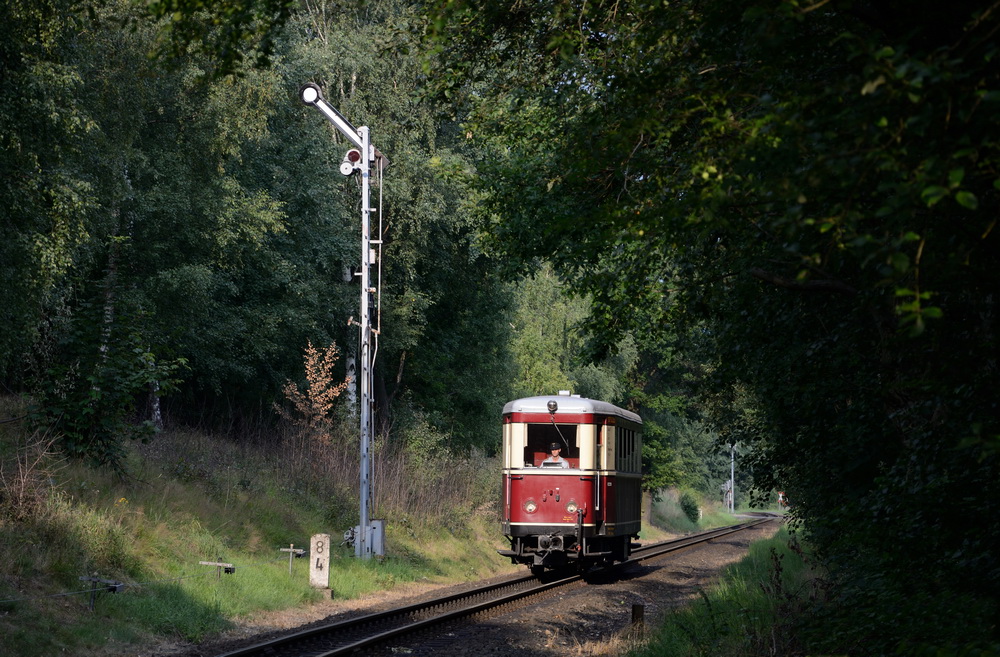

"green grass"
[0, 395, 517, 657]
[629, 526, 815, 657]
[1, 393, 779, 657]
[648, 488, 777, 535]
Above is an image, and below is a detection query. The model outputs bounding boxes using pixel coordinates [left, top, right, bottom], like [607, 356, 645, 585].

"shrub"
[29, 300, 184, 469]
[679, 490, 700, 524]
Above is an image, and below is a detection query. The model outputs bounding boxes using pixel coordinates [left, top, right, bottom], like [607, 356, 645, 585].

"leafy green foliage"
[423, 0, 1000, 652]
[274, 0, 518, 448]
[678, 490, 699, 525]
[0, 0, 98, 379]
[509, 266, 578, 397]
[507, 263, 640, 402]
[635, 528, 814, 657]
[3, 0, 520, 464]
[143, 0, 297, 76]
[29, 292, 184, 468]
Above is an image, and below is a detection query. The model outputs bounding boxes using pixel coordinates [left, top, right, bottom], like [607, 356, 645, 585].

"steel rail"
[629, 517, 773, 564]
[310, 573, 579, 656]
[215, 518, 776, 657]
[214, 573, 547, 657]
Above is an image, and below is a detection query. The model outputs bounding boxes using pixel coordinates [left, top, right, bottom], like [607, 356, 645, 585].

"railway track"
[216, 517, 775, 657]
[630, 515, 774, 562]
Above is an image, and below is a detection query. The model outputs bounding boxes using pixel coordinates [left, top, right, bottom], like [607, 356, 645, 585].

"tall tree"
[9, 0, 517, 451]
[0, 0, 98, 381]
[273, 1, 517, 448]
[423, 0, 1000, 652]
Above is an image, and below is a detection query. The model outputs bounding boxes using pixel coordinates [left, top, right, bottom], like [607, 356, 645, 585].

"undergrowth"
[649, 487, 748, 534]
[0, 394, 514, 657]
[630, 526, 817, 657]
[1, 390, 774, 657]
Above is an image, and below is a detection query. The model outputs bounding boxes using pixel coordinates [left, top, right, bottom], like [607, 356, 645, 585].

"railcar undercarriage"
[499, 531, 634, 573]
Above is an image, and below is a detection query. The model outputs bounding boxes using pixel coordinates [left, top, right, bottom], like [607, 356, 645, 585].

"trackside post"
[310, 533, 331, 588]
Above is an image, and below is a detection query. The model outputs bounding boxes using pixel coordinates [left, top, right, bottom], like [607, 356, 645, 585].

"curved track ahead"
[216, 517, 776, 657]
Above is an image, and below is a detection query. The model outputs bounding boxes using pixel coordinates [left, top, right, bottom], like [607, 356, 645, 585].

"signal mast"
[299, 83, 387, 559]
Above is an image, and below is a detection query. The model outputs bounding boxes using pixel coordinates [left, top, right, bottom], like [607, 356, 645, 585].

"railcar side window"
[524, 424, 577, 466]
[615, 426, 640, 473]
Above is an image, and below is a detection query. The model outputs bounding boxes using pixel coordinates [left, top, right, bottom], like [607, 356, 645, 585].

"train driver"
[541, 442, 570, 468]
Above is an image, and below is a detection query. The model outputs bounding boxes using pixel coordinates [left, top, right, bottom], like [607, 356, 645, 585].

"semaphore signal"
[299, 82, 387, 560]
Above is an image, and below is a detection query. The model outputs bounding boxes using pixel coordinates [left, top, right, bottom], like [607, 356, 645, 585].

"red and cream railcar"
[498, 392, 643, 573]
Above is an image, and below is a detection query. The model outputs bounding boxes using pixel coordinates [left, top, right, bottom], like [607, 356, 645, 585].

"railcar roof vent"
[559, 390, 571, 396]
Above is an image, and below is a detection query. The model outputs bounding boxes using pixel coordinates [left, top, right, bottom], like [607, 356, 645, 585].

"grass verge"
[1, 391, 772, 657]
[629, 525, 815, 657]
[0, 395, 515, 657]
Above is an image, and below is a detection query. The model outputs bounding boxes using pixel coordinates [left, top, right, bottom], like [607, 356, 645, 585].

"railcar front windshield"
[524, 424, 578, 467]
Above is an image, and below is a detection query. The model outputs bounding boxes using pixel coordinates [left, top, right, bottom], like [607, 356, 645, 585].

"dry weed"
[0, 431, 63, 522]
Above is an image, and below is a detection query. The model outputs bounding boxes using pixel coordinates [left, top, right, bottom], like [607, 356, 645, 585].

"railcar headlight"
[566, 500, 578, 514]
[523, 499, 538, 514]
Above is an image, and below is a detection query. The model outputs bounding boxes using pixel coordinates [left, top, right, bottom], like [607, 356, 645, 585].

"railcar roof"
[503, 394, 641, 425]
